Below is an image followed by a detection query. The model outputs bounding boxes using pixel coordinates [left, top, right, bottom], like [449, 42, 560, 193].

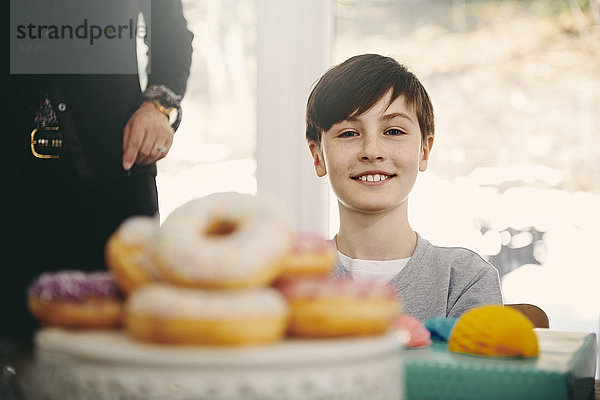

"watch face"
[153, 100, 178, 126]
[168, 109, 178, 126]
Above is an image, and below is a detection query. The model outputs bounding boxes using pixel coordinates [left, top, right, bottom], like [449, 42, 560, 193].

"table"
[2, 331, 599, 400]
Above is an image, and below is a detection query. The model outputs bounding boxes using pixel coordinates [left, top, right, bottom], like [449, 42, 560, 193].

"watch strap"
[142, 84, 183, 131]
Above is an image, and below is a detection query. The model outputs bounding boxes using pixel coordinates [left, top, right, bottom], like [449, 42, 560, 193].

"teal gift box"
[403, 329, 597, 400]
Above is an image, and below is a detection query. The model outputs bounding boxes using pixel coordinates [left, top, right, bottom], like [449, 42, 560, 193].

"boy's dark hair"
[306, 54, 434, 146]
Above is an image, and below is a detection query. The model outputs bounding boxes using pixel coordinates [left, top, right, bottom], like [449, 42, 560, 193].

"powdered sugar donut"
[27, 270, 123, 329]
[277, 277, 401, 338]
[125, 283, 290, 345]
[105, 215, 162, 295]
[278, 232, 336, 279]
[157, 192, 292, 289]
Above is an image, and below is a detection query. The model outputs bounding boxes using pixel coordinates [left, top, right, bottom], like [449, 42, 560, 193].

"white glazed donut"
[156, 192, 292, 289]
[125, 283, 290, 345]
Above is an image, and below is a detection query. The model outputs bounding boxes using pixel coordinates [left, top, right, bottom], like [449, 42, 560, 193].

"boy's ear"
[308, 141, 327, 177]
[419, 135, 434, 172]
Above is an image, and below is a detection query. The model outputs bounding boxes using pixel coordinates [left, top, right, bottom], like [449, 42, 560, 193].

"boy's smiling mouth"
[351, 171, 396, 183]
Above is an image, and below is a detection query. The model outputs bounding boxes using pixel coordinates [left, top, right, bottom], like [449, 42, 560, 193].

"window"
[334, 0, 600, 337]
[150, 0, 599, 342]
[156, 0, 331, 234]
[156, 0, 258, 221]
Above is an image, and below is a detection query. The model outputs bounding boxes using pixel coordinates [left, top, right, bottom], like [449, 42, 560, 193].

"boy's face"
[309, 90, 433, 215]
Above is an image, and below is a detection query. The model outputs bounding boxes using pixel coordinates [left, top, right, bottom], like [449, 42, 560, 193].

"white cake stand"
[23, 327, 407, 400]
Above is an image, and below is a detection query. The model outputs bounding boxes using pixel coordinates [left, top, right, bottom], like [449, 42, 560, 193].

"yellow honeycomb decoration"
[449, 305, 539, 358]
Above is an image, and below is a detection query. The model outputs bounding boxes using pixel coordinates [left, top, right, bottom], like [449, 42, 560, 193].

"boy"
[306, 54, 503, 321]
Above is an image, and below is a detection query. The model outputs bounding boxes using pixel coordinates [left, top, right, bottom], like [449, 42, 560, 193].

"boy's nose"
[359, 136, 384, 161]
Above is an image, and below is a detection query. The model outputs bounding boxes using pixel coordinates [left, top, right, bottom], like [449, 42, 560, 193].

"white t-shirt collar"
[333, 238, 410, 283]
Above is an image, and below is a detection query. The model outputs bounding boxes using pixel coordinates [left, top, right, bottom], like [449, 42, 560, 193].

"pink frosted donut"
[27, 270, 123, 329]
[276, 277, 401, 338]
[278, 232, 337, 279]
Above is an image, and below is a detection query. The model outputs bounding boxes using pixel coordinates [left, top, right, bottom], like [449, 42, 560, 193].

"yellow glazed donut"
[277, 277, 401, 338]
[156, 192, 292, 289]
[124, 283, 290, 345]
[105, 215, 162, 296]
[278, 232, 337, 280]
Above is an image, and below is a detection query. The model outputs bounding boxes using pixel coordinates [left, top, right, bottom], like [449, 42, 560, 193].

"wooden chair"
[506, 303, 549, 329]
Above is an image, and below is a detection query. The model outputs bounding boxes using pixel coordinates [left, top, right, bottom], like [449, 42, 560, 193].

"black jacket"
[7, 0, 193, 184]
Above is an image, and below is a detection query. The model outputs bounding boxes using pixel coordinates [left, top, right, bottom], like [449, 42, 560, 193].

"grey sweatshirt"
[332, 233, 503, 322]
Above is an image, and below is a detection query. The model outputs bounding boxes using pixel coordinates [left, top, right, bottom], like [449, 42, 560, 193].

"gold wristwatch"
[152, 100, 178, 127]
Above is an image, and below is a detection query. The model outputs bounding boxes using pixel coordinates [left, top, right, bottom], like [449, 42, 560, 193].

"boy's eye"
[339, 131, 358, 138]
[385, 128, 405, 136]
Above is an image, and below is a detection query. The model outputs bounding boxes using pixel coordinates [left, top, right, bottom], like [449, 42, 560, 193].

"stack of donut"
[27, 192, 401, 346]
